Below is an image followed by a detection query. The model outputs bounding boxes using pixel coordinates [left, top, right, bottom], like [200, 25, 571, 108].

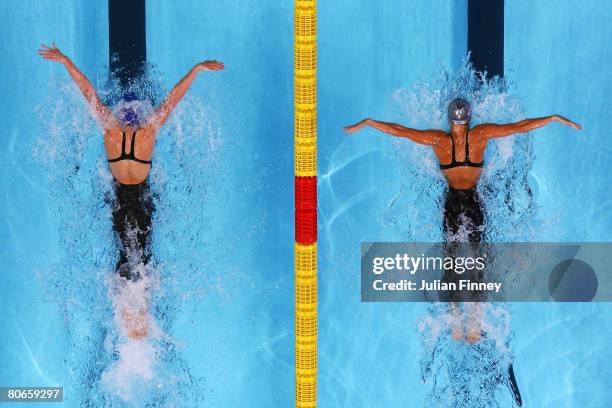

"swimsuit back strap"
[130, 130, 152, 165]
[129, 130, 137, 159]
[450, 133, 456, 164]
[121, 131, 127, 156]
[466, 129, 484, 167]
[465, 129, 471, 162]
[107, 131, 127, 163]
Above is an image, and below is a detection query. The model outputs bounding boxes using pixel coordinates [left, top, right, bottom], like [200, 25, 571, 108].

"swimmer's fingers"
[38, 43, 60, 53]
[555, 115, 582, 130]
[38, 48, 56, 57]
[570, 122, 582, 130]
[343, 120, 367, 134]
[38, 51, 63, 62]
[38, 43, 66, 62]
[343, 125, 358, 134]
[204, 61, 225, 71]
[38, 44, 53, 56]
[196, 60, 225, 71]
[38, 49, 58, 60]
[569, 120, 582, 130]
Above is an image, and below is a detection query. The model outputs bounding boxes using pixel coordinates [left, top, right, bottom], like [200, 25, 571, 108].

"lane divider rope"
[294, 0, 317, 406]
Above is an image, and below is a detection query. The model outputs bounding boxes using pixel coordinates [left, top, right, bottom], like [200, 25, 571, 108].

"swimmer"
[346, 98, 579, 405]
[345, 99, 580, 336]
[39, 43, 224, 338]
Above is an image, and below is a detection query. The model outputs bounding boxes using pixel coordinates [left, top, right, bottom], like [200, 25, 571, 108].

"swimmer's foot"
[465, 316, 483, 343]
[451, 325, 463, 341]
[507, 363, 523, 406]
[122, 309, 149, 339]
[466, 327, 482, 343]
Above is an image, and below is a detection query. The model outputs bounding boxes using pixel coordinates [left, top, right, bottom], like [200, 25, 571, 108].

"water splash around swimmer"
[34, 63, 226, 406]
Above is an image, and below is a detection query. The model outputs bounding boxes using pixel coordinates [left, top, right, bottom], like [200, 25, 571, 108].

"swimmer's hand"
[194, 60, 225, 72]
[38, 43, 69, 64]
[343, 119, 369, 134]
[554, 115, 582, 130]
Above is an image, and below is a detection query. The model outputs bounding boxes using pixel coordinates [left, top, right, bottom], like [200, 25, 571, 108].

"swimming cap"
[448, 98, 472, 124]
[120, 92, 140, 126]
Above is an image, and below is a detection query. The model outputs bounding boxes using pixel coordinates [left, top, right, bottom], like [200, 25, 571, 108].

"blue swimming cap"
[120, 92, 140, 126]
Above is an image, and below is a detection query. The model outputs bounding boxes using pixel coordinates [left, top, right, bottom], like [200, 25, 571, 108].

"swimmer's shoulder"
[136, 125, 158, 142]
[104, 127, 123, 144]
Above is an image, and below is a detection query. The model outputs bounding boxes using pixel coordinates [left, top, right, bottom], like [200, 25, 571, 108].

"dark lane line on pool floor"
[109, 0, 147, 86]
[468, 0, 504, 78]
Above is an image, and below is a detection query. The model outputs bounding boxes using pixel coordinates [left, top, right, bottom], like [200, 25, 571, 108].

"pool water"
[1, 0, 611, 407]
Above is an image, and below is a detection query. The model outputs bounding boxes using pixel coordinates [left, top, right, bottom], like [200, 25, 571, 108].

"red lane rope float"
[295, 176, 317, 244]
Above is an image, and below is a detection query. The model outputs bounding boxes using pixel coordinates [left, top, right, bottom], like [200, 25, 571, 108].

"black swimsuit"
[108, 130, 154, 281]
[440, 131, 486, 301]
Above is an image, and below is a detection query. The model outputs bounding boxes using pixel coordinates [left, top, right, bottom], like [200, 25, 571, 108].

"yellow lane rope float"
[294, 0, 317, 406]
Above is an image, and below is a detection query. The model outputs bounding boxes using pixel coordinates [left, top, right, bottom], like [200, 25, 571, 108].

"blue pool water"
[0, 1, 611, 407]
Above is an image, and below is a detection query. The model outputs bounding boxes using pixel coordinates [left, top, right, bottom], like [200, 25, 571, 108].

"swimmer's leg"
[115, 250, 131, 280]
[507, 363, 523, 406]
[443, 188, 486, 342]
[112, 182, 154, 280]
[466, 188, 485, 243]
[133, 182, 154, 267]
[443, 190, 463, 341]
[465, 303, 483, 343]
[112, 196, 134, 279]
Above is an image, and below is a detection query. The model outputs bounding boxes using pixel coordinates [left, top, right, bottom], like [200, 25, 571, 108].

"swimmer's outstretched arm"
[344, 118, 444, 146]
[147, 60, 224, 130]
[38, 43, 119, 129]
[472, 115, 582, 139]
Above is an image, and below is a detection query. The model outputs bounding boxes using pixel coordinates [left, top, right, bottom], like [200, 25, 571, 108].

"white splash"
[100, 339, 157, 402]
[101, 270, 163, 402]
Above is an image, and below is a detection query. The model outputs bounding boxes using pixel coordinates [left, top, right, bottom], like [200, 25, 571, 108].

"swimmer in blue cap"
[39, 43, 223, 338]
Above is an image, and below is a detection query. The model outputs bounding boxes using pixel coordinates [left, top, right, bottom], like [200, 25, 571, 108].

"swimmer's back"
[104, 126, 156, 185]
